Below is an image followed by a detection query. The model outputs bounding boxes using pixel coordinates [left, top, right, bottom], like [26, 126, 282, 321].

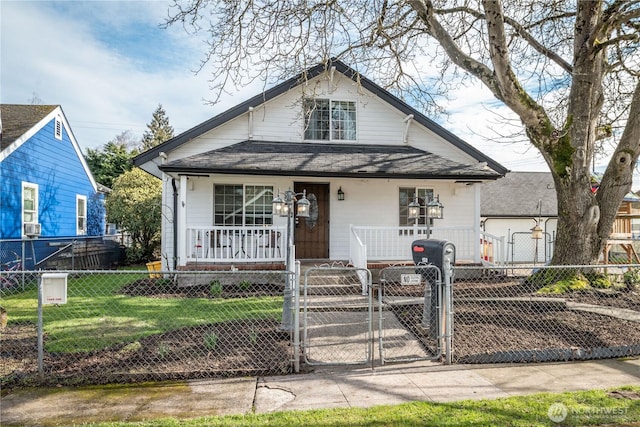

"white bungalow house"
[133, 60, 508, 271]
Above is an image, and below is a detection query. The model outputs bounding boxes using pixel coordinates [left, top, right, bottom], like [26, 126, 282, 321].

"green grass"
[79, 386, 640, 426]
[0, 271, 283, 353]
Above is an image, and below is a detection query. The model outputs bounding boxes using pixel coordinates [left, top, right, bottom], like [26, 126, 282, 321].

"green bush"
[623, 268, 640, 291]
[204, 332, 218, 350]
[210, 280, 223, 297]
[239, 280, 252, 291]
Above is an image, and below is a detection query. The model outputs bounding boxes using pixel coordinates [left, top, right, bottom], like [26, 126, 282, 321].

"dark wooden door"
[294, 182, 329, 258]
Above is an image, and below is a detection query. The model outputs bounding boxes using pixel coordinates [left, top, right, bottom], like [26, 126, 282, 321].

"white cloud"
[4, 1, 638, 189]
[0, 1, 233, 150]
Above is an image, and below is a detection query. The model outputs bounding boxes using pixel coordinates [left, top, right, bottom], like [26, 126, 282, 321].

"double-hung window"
[304, 99, 356, 141]
[399, 187, 434, 227]
[214, 184, 274, 226]
[77, 195, 87, 235]
[22, 182, 39, 234]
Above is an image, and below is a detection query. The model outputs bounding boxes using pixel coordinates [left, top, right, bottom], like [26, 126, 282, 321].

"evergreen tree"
[85, 131, 139, 189]
[141, 104, 174, 151]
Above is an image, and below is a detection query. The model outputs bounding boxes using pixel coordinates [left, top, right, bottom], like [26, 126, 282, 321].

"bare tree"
[164, 0, 640, 265]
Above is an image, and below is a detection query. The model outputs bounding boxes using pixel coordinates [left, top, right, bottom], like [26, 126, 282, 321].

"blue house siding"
[1, 105, 108, 270]
[1, 118, 101, 239]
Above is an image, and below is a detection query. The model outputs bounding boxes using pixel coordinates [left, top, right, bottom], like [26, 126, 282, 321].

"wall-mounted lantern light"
[337, 186, 345, 201]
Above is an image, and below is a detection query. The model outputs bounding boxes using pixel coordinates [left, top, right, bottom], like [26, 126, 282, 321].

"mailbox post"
[411, 239, 455, 346]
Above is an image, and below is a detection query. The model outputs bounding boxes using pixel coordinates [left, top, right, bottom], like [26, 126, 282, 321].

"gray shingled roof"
[1, 104, 58, 151]
[159, 140, 502, 179]
[481, 171, 558, 217]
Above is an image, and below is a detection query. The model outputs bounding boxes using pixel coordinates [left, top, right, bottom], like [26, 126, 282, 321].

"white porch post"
[473, 184, 481, 263]
[178, 175, 188, 267]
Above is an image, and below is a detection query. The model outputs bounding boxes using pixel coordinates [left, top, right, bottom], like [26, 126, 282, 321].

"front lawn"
[0, 271, 283, 353]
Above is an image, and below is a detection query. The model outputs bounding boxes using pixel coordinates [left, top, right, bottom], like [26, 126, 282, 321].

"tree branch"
[481, 0, 547, 127]
[407, 0, 501, 97]
[434, 5, 573, 73]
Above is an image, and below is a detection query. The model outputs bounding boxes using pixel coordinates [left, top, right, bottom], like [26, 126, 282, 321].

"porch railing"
[350, 225, 505, 266]
[187, 226, 286, 263]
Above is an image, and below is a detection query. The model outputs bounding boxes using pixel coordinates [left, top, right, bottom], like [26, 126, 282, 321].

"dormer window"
[304, 99, 356, 141]
[55, 116, 62, 140]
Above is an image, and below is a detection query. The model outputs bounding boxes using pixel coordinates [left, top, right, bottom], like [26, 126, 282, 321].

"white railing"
[350, 225, 506, 266]
[349, 225, 369, 294]
[187, 226, 286, 263]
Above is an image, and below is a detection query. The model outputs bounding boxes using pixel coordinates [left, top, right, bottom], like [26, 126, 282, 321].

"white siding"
[155, 68, 494, 266]
[169, 70, 483, 167]
[482, 217, 558, 263]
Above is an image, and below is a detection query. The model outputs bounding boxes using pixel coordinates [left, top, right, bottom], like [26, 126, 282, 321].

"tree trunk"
[552, 177, 603, 265]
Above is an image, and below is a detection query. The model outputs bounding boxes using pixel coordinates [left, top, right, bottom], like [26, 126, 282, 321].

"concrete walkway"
[2, 357, 639, 426]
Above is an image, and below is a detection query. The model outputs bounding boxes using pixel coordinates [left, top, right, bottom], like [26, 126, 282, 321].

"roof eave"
[158, 165, 500, 180]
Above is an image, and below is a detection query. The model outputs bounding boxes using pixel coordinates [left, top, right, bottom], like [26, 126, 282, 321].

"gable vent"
[55, 116, 62, 140]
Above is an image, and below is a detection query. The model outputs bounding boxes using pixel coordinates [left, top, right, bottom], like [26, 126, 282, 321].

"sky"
[0, 0, 615, 180]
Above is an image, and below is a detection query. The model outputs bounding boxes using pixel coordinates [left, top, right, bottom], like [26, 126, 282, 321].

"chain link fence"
[1, 269, 294, 390]
[3, 264, 640, 391]
[452, 265, 640, 363]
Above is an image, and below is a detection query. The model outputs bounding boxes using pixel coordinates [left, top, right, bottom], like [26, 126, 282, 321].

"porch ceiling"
[159, 140, 502, 180]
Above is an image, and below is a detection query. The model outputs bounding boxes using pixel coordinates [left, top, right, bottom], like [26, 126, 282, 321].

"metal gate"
[377, 265, 446, 364]
[298, 264, 452, 367]
[301, 266, 373, 366]
[510, 231, 553, 264]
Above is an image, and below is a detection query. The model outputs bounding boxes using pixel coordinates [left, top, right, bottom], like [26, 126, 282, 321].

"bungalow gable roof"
[134, 60, 508, 176]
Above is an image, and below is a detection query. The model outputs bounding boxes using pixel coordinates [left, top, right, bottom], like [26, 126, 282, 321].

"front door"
[294, 182, 329, 258]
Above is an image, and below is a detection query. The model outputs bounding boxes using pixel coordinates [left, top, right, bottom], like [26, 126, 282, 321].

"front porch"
[182, 225, 505, 269]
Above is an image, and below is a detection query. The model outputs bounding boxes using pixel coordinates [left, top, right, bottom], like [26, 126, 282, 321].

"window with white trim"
[55, 115, 62, 140]
[303, 98, 356, 141]
[213, 184, 274, 226]
[399, 187, 434, 227]
[77, 195, 87, 235]
[22, 182, 39, 232]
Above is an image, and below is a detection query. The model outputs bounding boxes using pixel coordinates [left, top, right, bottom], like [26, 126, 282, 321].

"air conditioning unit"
[24, 222, 41, 237]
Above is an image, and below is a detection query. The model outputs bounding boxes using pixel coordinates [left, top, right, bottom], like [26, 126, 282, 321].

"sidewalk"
[2, 357, 639, 426]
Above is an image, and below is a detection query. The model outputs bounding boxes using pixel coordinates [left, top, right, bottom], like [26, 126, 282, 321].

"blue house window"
[77, 195, 87, 235]
[22, 182, 39, 236]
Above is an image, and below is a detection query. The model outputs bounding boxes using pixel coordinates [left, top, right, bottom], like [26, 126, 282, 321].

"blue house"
[0, 104, 107, 269]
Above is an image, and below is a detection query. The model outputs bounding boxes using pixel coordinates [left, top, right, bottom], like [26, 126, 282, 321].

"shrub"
[204, 332, 218, 350]
[623, 268, 640, 291]
[210, 280, 223, 296]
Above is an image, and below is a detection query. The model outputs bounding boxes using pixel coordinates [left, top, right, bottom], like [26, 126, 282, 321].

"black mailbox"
[412, 239, 455, 335]
[411, 239, 455, 270]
